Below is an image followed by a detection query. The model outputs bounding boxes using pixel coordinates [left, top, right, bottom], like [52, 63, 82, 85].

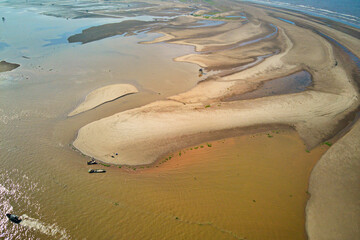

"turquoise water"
[189, 20, 225, 28]
[225, 15, 247, 19]
[277, 17, 296, 25]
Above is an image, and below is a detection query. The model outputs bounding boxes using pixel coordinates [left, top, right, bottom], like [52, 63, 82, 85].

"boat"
[88, 169, 106, 173]
[87, 159, 97, 165]
[6, 213, 22, 224]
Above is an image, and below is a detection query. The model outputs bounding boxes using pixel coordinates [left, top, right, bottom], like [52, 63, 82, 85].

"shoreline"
[248, 2, 360, 39]
[77, 124, 295, 169]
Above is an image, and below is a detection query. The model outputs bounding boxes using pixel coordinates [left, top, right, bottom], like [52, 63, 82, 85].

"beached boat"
[88, 169, 106, 173]
[87, 159, 97, 165]
[6, 213, 22, 224]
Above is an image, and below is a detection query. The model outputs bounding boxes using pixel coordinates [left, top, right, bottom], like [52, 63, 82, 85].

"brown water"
[0, 5, 327, 240]
[143, 131, 328, 240]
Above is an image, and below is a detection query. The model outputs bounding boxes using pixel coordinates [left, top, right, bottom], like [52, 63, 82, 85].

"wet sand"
[223, 71, 312, 101]
[0, 61, 19, 72]
[68, 20, 155, 44]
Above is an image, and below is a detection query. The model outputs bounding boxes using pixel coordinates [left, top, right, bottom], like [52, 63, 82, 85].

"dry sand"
[73, 88, 357, 165]
[68, 84, 138, 116]
[306, 120, 360, 240]
[73, 5, 359, 164]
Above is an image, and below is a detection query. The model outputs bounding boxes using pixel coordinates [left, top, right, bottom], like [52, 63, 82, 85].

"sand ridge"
[73, 2, 359, 166]
[68, 84, 138, 117]
[306, 120, 360, 240]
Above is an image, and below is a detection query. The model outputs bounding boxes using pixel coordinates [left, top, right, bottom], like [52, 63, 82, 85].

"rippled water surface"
[0, 5, 200, 239]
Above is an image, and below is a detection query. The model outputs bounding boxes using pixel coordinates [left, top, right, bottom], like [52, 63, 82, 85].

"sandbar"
[306, 120, 360, 240]
[68, 20, 153, 44]
[68, 84, 138, 116]
[73, 5, 359, 164]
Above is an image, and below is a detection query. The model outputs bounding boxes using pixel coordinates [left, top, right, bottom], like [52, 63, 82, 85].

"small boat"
[87, 159, 97, 165]
[198, 68, 204, 77]
[88, 169, 106, 173]
[6, 213, 22, 224]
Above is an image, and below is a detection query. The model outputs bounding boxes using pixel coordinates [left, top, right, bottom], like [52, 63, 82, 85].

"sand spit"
[73, 89, 356, 165]
[0, 60, 20, 73]
[68, 20, 154, 44]
[306, 120, 360, 240]
[147, 21, 270, 52]
[73, 2, 360, 166]
[68, 84, 138, 117]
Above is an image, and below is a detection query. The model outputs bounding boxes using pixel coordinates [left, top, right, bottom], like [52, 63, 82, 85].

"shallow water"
[317, 31, 360, 68]
[248, 0, 360, 28]
[225, 15, 247, 18]
[188, 20, 225, 28]
[138, 130, 328, 240]
[225, 71, 312, 101]
[0, 5, 200, 239]
[277, 17, 296, 24]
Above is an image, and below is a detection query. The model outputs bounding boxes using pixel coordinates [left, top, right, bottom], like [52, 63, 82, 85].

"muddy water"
[141, 130, 328, 240]
[1, 5, 327, 240]
[0, 6, 199, 239]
